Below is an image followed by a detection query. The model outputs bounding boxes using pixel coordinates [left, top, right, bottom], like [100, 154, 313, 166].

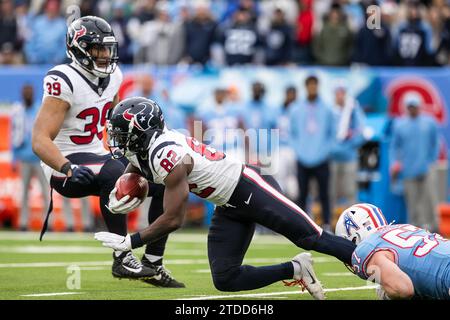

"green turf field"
[0, 230, 377, 300]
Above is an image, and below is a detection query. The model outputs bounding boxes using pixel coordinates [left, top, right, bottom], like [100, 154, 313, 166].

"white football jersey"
[127, 129, 243, 206]
[41, 62, 122, 180]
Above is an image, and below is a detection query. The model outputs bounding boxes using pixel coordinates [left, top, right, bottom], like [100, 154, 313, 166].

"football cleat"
[112, 251, 156, 280]
[141, 255, 186, 288]
[284, 252, 325, 300]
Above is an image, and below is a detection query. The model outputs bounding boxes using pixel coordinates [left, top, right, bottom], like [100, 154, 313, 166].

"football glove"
[107, 187, 142, 214]
[376, 285, 391, 300]
[70, 165, 95, 185]
[94, 232, 131, 251]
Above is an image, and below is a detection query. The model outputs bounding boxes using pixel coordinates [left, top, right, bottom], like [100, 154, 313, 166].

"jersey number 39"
[70, 102, 112, 145]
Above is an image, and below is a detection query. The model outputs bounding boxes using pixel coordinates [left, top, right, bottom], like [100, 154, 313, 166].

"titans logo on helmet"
[344, 214, 359, 237]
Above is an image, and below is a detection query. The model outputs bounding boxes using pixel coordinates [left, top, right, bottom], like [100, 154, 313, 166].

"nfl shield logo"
[98, 88, 103, 95]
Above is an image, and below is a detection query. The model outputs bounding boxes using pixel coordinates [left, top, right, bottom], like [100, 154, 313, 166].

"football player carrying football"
[94, 97, 358, 299]
[335, 203, 450, 300]
[32, 16, 184, 287]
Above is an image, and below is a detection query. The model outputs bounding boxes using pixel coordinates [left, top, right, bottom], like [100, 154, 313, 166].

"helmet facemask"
[107, 118, 162, 159]
[72, 41, 118, 78]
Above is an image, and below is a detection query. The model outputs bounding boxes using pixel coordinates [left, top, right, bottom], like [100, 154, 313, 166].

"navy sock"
[312, 231, 356, 265]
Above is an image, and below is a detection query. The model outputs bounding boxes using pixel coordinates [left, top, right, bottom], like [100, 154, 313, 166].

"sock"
[114, 251, 124, 258]
[145, 254, 163, 265]
[291, 260, 301, 278]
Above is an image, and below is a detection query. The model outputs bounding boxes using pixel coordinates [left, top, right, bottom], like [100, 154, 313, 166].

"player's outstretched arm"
[32, 96, 71, 173]
[367, 251, 415, 300]
[95, 157, 190, 251]
[135, 155, 191, 245]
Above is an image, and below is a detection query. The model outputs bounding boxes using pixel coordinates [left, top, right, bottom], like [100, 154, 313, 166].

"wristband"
[60, 161, 73, 175]
[130, 232, 144, 249]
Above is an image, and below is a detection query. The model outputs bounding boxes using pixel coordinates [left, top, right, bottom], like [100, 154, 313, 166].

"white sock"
[145, 254, 162, 263]
[114, 251, 123, 257]
[292, 260, 302, 278]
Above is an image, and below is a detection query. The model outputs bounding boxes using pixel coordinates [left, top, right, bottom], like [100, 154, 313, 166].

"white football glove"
[94, 232, 131, 251]
[376, 285, 391, 300]
[107, 187, 142, 214]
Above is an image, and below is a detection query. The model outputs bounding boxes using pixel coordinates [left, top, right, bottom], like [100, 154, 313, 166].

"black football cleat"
[141, 255, 186, 288]
[112, 251, 156, 280]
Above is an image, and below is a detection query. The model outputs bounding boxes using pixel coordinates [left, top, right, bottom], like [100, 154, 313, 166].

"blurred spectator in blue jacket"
[289, 75, 335, 230]
[352, 4, 394, 66]
[271, 86, 299, 200]
[11, 84, 49, 230]
[197, 87, 246, 161]
[241, 81, 273, 166]
[389, 93, 439, 232]
[217, 7, 262, 65]
[330, 83, 366, 213]
[393, 0, 435, 66]
[263, 8, 294, 65]
[220, 0, 259, 25]
[24, 0, 67, 64]
[127, 74, 187, 131]
[183, 1, 217, 65]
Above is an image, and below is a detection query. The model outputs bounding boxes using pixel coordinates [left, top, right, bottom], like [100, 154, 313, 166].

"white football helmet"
[335, 203, 388, 245]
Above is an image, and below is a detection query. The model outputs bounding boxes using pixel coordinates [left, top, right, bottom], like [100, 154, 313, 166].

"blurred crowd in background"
[2, 0, 448, 232]
[1, 0, 450, 67]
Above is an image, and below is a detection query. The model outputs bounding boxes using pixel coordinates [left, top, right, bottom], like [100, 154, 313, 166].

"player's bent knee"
[210, 260, 241, 292]
[98, 159, 126, 188]
[211, 273, 240, 292]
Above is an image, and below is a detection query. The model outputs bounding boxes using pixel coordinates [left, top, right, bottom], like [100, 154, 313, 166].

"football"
[115, 173, 149, 202]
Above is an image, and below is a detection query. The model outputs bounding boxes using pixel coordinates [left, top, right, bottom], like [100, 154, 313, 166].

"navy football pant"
[208, 166, 356, 292]
[50, 153, 127, 236]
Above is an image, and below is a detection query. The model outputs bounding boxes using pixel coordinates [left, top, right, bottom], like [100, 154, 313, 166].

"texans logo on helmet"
[344, 214, 359, 237]
[72, 25, 87, 45]
[122, 101, 156, 131]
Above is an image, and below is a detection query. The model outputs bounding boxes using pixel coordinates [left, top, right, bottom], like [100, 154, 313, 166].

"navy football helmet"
[66, 16, 119, 78]
[107, 97, 165, 158]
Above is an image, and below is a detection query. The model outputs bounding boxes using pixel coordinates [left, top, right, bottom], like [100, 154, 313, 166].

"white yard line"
[0, 257, 336, 268]
[21, 292, 84, 297]
[177, 285, 378, 300]
[0, 231, 292, 245]
[0, 246, 205, 255]
[322, 272, 354, 277]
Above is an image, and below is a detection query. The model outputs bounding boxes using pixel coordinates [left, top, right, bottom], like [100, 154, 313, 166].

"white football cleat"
[284, 252, 326, 300]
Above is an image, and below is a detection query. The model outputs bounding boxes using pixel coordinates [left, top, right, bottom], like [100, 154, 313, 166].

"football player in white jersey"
[95, 97, 358, 299]
[32, 16, 160, 281]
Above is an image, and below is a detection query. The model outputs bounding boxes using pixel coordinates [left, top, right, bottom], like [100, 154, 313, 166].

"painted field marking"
[0, 246, 205, 256]
[177, 285, 378, 300]
[21, 292, 85, 297]
[322, 272, 354, 277]
[0, 257, 336, 269]
[0, 231, 292, 245]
